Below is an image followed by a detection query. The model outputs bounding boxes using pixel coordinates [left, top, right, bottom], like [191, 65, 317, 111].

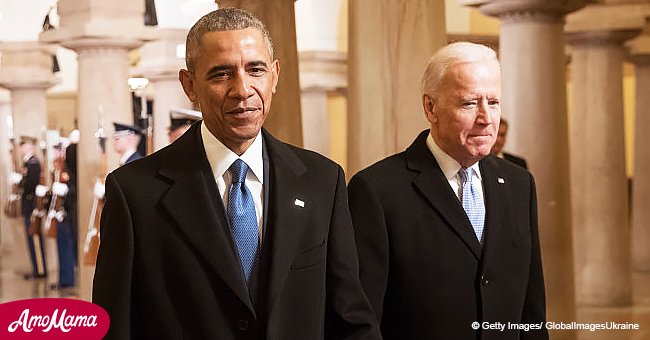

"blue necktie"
[458, 168, 485, 243]
[227, 159, 259, 283]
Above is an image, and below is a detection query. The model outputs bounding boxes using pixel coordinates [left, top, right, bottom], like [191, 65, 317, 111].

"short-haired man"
[167, 107, 202, 143]
[111, 122, 143, 165]
[18, 136, 47, 280]
[93, 8, 380, 340]
[348, 42, 548, 339]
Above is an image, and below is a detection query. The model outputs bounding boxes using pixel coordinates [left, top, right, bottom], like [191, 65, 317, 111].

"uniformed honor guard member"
[112, 123, 143, 166]
[19, 136, 47, 280]
[168, 107, 202, 143]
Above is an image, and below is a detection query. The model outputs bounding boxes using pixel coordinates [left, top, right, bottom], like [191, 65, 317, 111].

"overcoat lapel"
[158, 124, 254, 314]
[478, 156, 512, 268]
[261, 131, 310, 311]
[407, 131, 482, 260]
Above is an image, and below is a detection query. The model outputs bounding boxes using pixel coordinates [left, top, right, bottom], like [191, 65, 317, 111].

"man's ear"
[179, 69, 197, 102]
[423, 94, 437, 124]
[270, 59, 280, 94]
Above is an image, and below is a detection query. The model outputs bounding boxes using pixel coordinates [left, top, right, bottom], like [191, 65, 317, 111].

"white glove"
[9, 172, 22, 185]
[47, 209, 66, 222]
[35, 185, 48, 197]
[94, 180, 105, 199]
[51, 182, 69, 196]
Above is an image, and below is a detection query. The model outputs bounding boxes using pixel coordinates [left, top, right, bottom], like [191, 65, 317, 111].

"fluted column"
[464, 2, 588, 337]
[40, 0, 151, 301]
[217, 0, 303, 147]
[134, 28, 192, 151]
[347, 0, 447, 175]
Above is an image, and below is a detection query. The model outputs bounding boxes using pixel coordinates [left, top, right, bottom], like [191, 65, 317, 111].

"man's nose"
[231, 72, 255, 98]
[477, 101, 494, 124]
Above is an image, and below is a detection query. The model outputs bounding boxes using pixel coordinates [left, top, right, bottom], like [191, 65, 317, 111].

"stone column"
[628, 24, 650, 307]
[463, 2, 588, 337]
[0, 41, 59, 284]
[0, 89, 20, 258]
[566, 4, 647, 309]
[299, 51, 347, 157]
[217, 0, 303, 147]
[347, 0, 447, 175]
[566, 4, 650, 338]
[0, 42, 58, 143]
[133, 28, 192, 151]
[40, 0, 151, 301]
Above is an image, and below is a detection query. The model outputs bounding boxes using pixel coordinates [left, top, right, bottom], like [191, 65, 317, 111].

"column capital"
[298, 51, 347, 92]
[216, 0, 296, 7]
[39, 0, 153, 51]
[566, 3, 650, 33]
[132, 28, 188, 81]
[57, 38, 145, 54]
[567, 29, 640, 47]
[626, 20, 650, 64]
[0, 41, 59, 91]
[461, 0, 589, 22]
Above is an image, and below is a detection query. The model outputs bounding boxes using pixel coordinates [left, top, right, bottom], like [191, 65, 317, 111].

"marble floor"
[0, 219, 80, 303]
[0, 218, 649, 340]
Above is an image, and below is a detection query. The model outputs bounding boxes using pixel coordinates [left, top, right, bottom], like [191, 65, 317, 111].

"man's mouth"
[226, 107, 258, 114]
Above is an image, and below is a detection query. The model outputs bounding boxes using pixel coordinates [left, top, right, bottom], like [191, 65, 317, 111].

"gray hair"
[421, 42, 499, 97]
[185, 8, 274, 72]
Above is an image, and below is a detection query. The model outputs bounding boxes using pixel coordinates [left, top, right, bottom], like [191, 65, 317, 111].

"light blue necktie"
[227, 159, 259, 283]
[458, 168, 485, 243]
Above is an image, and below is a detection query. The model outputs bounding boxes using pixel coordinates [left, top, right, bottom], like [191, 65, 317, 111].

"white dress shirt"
[200, 122, 264, 242]
[426, 133, 485, 205]
[120, 149, 137, 166]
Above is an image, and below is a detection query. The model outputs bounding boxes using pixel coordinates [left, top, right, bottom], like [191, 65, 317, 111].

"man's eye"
[249, 67, 266, 76]
[462, 101, 477, 108]
[209, 71, 231, 80]
[488, 100, 500, 107]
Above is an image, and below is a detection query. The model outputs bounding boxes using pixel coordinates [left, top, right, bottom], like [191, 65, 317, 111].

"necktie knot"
[458, 168, 472, 185]
[230, 159, 248, 183]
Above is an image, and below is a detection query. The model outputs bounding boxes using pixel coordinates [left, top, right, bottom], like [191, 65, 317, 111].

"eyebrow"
[204, 60, 269, 78]
[246, 60, 269, 68]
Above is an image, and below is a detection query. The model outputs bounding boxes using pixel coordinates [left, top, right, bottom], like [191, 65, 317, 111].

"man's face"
[491, 122, 508, 155]
[112, 132, 136, 154]
[424, 61, 501, 167]
[19, 143, 33, 157]
[179, 28, 279, 154]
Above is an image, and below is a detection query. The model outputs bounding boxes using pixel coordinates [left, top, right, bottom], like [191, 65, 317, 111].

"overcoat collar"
[157, 123, 310, 317]
[406, 130, 511, 262]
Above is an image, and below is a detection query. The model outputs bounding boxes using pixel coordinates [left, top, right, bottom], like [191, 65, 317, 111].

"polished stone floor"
[0, 219, 80, 303]
[0, 218, 649, 339]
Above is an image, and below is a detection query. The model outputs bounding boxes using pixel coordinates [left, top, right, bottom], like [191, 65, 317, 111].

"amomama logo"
[0, 298, 109, 339]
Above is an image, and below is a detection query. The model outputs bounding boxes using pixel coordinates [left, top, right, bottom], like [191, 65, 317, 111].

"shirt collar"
[200, 121, 264, 183]
[426, 133, 482, 180]
[120, 149, 137, 165]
